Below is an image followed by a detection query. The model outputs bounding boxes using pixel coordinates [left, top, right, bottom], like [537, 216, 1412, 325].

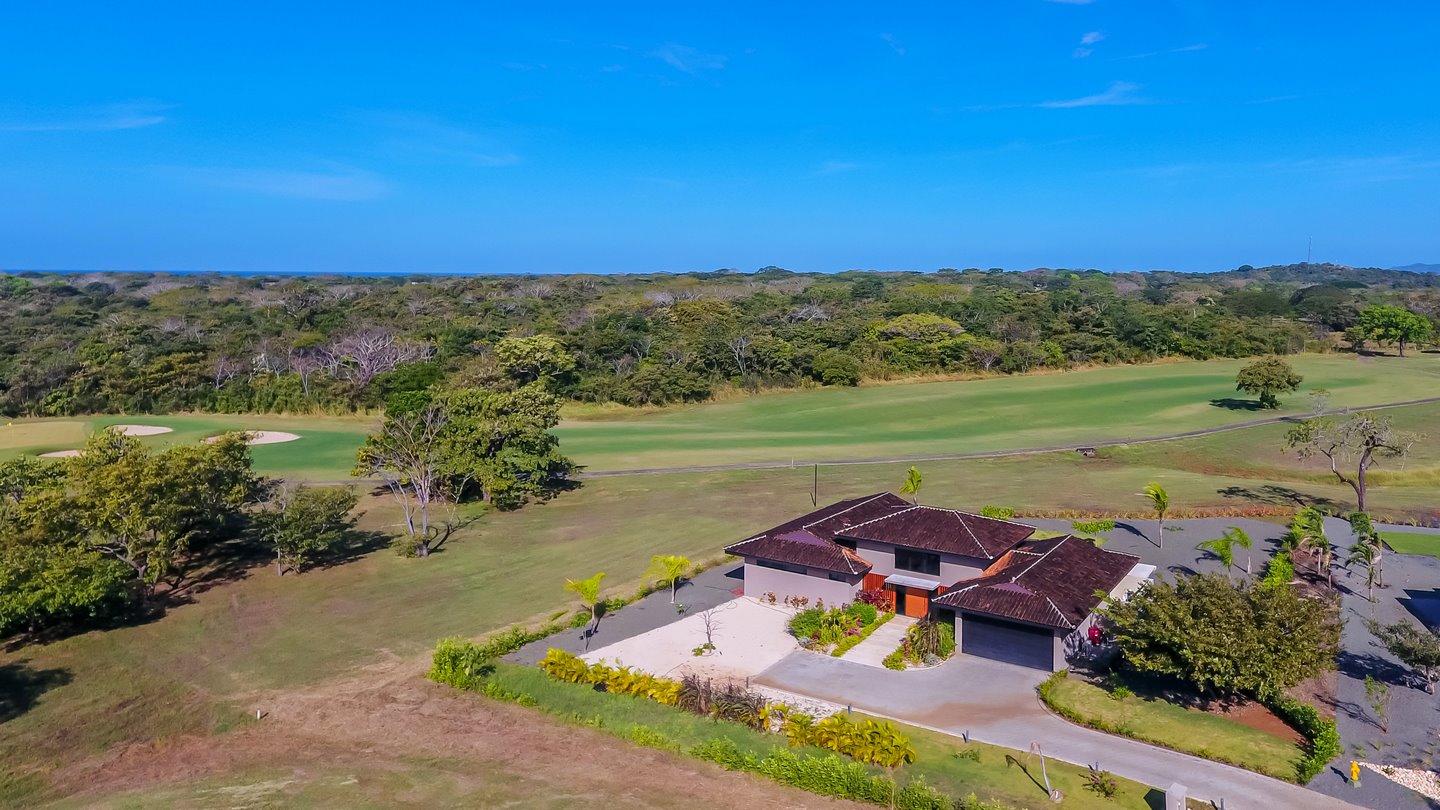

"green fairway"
[0, 414, 376, 480]
[556, 354, 1440, 471]
[1380, 531, 1440, 558]
[4, 396, 1439, 803]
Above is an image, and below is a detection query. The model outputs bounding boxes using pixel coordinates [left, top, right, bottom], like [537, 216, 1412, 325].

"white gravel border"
[1362, 762, 1440, 800]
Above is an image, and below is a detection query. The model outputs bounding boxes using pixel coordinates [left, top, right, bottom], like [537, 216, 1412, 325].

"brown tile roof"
[836, 505, 1037, 559]
[932, 536, 1139, 630]
[723, 492, 910, 575]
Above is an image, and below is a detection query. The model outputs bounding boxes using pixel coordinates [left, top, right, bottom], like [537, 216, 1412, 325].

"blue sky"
[2, 1, 1437, 274]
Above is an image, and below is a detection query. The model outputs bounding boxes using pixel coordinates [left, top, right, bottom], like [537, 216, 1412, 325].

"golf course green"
[555, 354, 1440, 472]
[0, 414, 376, 480]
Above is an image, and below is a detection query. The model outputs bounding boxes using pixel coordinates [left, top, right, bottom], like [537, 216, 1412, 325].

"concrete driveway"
[581, 597, 799, 682]
[754, 652, 1357, 809]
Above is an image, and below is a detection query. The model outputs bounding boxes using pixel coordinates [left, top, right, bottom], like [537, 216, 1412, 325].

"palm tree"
[646, 554, 692, 603]
[1140, 482, 1169, 548]
[900, 466, 923, 504]
[1349, 512, 1384, 589]
[1287, 507, 1333, 587]
[1347, 541, 1380, 602]
[564, 571, 606, 632]
[1197, 526, 1253, 575]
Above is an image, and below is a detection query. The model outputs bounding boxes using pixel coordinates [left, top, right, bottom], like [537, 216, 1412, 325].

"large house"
[724, 492, 1150, 670]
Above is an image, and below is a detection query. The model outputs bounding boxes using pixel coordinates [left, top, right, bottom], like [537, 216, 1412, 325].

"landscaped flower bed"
[787, 600, 890, 654]
[884, 618, 956, 670]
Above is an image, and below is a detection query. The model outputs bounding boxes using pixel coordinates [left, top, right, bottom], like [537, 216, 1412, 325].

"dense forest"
[1, 263, 1437, 417]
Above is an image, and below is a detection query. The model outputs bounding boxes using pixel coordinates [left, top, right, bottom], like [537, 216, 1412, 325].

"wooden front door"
[902, 587, 929, 618]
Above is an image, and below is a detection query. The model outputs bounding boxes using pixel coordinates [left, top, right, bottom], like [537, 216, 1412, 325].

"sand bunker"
[39, 449, 83, 458]
[111, 424, 174, 437]
[205, 430, 302, 446]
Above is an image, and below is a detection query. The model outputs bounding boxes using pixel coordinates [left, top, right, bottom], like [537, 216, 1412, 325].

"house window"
[756, 559, 808, 575]
[894, 548, 940, 576]
[828, 572, 849, 582]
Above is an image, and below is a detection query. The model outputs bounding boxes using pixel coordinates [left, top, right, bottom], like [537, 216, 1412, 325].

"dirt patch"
[1207, 699, 1305, 745]
[52, 658, 852, 809]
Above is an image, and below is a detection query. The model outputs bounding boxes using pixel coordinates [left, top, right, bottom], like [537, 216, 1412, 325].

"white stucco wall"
[740, 559, 862, 606]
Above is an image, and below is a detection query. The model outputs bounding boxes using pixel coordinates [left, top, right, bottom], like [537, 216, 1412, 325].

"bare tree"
[355, 406, 447, 556]
[211, 355, 243, 389]
[289, 348, 325, 399]
[1287, 413, 1421, 512]
[728, 335, 752, 378]
[326, 330, 434, 388]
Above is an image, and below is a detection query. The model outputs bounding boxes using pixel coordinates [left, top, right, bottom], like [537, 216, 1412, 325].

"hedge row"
[1265, 695, 1342, 783]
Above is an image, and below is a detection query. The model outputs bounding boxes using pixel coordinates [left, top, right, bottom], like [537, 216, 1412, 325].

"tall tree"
[434, 386, 573, 508]
[899, 466, 923, 504]
[255, 484, 360, 575]
[1359, 305, 1433, 356]
[1140, 482, 1169, 548]
[645, 554, 692, 604]
[1286, 412, 1420, 512]
[1366, 619, 1440, 694]
[1234, 357, 1303, 409]
[31, 430, 259, 591]
[1348, 511, 1384, 588]
[1346, 540, 1380, 603]
[1102, 573, 1341, 701]
[355, 405, 447, 555]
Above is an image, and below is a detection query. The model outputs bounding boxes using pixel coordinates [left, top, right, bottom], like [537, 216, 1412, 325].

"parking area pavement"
[754, 651, 1356, 808]
[508, 563, 745, 666]
[579, 596, 799, 682]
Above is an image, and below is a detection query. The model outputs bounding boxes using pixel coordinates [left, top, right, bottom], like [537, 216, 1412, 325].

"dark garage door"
[961, 614, 1054, 670]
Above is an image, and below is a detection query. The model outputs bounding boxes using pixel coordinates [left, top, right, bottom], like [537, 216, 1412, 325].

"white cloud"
[651, 43, 727, 74]
[361, 113, 521, 168]
[176, 165, 388, 201]
[1112, 43, 1208, 61]
[1080, 31, 1105, 45]
[1038, 81, 1144, 108]
[0, 101, 172, 132]
[880, 33, 906, 56]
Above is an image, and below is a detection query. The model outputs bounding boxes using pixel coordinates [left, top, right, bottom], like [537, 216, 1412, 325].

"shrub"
[1071, 518, 1116, 535]
[832, 611, 895, 658]
[428, 637, 496, 689]
[856, 588, 893, 610]
[979, 505, 1015, 520]
[847, 601, 880, 626]
[883, 649, 907, 670]
[951, 747, 981, 763]
[1085, 766, 1119, 799]
[788, 606, 826, 640]
[1267, 695, 1341, 783]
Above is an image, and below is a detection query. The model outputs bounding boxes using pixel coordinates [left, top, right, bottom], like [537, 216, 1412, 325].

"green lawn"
[1039, 674, 1304, 782]
[0, 414, 376, 480]
[556, 354, 1440, 471]
[6, 391, 1439, 804]
[1380, 531, 1440, 558]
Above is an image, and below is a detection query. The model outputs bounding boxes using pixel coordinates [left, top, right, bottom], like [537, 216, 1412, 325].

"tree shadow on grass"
[1217, 485, 1340, 511]
[1209, 398, 1267, 412]
[0, 661, 72, 723]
